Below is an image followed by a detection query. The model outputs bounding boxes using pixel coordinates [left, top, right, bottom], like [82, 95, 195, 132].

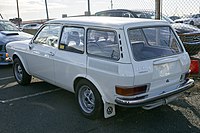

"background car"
[21, 23, 42, 35]
[169, 15, 181, 21]
[172, 23, 200, 55]
[174, 14, 200, 26]
[22, 23, 41, 30]
[0, 19, 33, 65]
[95, 9, 152, 19]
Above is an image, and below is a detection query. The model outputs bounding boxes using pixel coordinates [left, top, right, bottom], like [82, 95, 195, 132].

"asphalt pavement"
[0, 65, 199, 133]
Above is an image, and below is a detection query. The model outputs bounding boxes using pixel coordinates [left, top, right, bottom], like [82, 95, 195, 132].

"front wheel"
[75, 79, 103, 119]
[13, 58, 32, 85]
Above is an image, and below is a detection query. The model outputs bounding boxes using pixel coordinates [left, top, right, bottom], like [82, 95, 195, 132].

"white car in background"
[175, 14, 200, 26]
[6, 17, 194, 119]
[22, 23, 41, 30]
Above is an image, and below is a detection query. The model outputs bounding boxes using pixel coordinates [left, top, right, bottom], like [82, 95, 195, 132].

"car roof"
[46, 16, 169, 29]
[95, 9, 132, 13]
[95, 9, 149, 14]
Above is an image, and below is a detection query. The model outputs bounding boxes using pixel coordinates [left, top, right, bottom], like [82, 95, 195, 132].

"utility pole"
[16, 0, 20, 28]
[199, 7, 200, 13]
[111, 0, 113, 9]
[0, 14, 3, 19]
[155, 0, 161, 20]
[45, 0, 49, 20]
[87, 0, 91, 16]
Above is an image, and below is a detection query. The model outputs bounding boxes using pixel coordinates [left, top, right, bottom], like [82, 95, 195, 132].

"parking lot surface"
[0, 65, 199, 133]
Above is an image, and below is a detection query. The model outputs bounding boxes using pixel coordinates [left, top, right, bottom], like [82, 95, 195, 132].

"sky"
[0, 0, 200, 21]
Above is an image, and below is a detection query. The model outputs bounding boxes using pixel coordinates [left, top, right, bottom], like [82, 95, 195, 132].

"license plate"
[153, 61, 181, 79]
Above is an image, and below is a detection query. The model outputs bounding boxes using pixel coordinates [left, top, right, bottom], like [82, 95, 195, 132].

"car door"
[26, 24, 61, 83]
[54, 26, 86, 91]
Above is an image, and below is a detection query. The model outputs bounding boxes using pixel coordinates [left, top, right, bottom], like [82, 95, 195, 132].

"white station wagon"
[6, 17, 194, 119]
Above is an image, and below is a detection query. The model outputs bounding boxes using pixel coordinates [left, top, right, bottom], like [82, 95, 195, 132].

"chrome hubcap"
[15, 63, 22, 81]
[78, 85, 95, 113]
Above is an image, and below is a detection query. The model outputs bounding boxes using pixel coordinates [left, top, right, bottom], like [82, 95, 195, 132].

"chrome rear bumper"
[115, 79, 194, 108]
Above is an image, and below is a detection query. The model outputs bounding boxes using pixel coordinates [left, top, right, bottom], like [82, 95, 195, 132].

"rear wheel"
[13, 58, 32, 85]
[75, 79, 103, 119]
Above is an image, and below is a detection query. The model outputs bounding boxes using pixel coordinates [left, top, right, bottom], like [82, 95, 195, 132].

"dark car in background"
[95, 9, 152, 19]
[172, 23, 200, 55]
[169, 16, 181, 21]
[0, 19, 33, 65]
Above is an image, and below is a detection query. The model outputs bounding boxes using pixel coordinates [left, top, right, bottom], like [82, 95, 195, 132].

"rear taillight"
[116, 85, 147, 96]
[190, 60, 199, 74]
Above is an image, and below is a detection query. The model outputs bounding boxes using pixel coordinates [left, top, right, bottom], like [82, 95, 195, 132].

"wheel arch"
[12, 53, 31, 75]
[73, 76, 108, 102]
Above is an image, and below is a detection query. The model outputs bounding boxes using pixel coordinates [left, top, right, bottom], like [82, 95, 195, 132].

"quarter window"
[87, 29, 119, 60]
[59, 27, 84, 54]
[33, 25, 60, 47]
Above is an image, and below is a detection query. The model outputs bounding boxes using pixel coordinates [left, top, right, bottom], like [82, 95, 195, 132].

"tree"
[9, 17, 22, 25]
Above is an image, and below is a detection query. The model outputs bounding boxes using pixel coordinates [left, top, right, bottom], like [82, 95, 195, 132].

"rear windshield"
[128, 26, 183, 61]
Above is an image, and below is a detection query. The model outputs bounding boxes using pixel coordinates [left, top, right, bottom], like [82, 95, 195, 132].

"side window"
[59, 27, 84, 54]
[108, 12, 122, 17]
[33, 25, 61, 47]
[122, 12, 132, 18]
[87, 29, 119, 60]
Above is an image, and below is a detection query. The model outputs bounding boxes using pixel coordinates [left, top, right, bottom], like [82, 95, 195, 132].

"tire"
[13, 58, 32, 85]
[75, 79, 103, 119]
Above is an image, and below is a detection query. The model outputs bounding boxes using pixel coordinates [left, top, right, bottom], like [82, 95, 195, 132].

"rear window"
[128, 26, 183, 61]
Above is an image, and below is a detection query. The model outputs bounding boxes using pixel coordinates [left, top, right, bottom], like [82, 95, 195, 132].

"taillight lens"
[190, 60, 199, 74]
[116, 85, 147, 96]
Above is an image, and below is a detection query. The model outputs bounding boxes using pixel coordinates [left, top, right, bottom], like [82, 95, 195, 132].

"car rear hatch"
[127, 26, 190, 94]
